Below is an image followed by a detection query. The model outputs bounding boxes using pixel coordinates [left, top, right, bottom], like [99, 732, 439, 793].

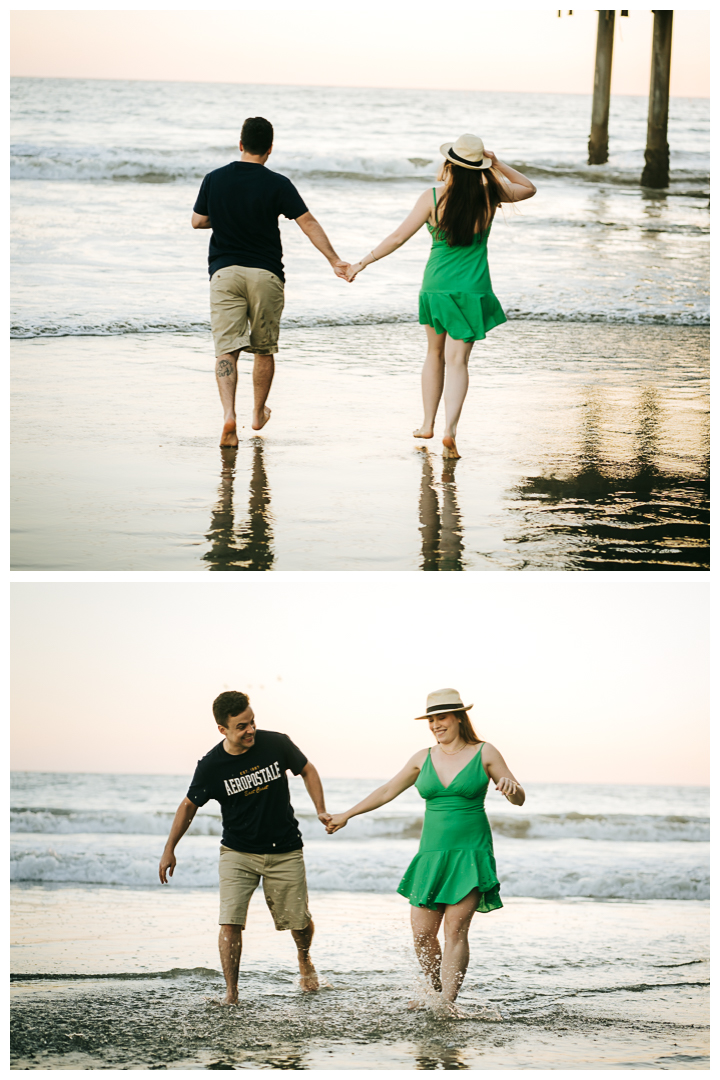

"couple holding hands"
[160, 688, 524, 1012]
[192, 118, 536, 457]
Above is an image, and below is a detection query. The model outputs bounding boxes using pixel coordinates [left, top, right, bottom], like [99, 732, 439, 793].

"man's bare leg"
[218, 924, 243, 1004]
[414, 327, 446, 439]
[252, 353, 275, 431]
[291, 920, 319, 991]
[410, 904, 443, 996]
[216, 351, 240, 447]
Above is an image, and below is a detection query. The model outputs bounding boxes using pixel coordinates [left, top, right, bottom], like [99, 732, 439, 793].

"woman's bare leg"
[414, 326, 446, 439]
[439, 888, 479, 1002]
[410, 904, 443, 992]
[442, 337, 474, 458]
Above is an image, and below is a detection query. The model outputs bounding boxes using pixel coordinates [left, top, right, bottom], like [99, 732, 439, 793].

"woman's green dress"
[418, 189, 507, 343]
[397, 744, 503, 913]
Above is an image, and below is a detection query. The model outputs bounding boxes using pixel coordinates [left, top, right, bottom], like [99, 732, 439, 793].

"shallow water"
[11, 888, 709, 1070]
[11, 322, 708, 570]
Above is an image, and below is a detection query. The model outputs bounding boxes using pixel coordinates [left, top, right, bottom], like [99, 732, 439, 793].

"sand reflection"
[513, 384, 709, 569]
[418, 449, 465, 571]
[203, 440, 274, 571]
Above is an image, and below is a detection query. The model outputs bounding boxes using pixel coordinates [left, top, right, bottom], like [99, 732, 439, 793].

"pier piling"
[588, 10, 616, 165]
[641, 10, 673, 188]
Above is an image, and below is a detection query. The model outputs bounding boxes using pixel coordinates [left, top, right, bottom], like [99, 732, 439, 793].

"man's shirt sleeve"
[193, 176, 209, 216]
[186, 760, 212, 806]
[279, 179, 309, 221]
[282, 735, 308, 775]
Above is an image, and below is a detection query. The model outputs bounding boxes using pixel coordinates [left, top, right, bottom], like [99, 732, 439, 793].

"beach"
[11, 321, 709, 571]
[10, 78, 709, 571]
[10, 772, 709, 1069]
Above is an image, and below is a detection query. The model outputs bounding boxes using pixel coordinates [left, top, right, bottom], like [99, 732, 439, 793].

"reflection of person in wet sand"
[326, 689, 524, 1015]
[203, 441, 274, 571]
[192, 116, 350, 447]
[159, 691, 331, 1003]
[418, 449, 465, 571]
[346, 135, 536, 458]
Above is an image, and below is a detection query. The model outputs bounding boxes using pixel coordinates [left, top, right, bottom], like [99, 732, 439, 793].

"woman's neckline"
[428, 743, 484, 790]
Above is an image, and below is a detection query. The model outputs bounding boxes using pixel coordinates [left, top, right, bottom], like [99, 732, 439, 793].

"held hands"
[330, 258, 362, 283]
[324, 813, 348, 834]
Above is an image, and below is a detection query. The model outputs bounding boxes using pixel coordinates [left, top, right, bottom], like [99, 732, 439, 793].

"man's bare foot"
[442, 436, 460, 459]
[298, 957, 319, 992]
[220, 419, 239, 448]
[252, 406, 271, 431]
[413, 427, 434, 439]
[206, 994, 238, 1007]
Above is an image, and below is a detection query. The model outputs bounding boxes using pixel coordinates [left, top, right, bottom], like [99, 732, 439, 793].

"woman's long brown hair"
[431, 710, 482, 745]
[434, 162, 508, 247]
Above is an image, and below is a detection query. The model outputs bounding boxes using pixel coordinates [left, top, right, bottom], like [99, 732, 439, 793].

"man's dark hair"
[240, 117, 273, 156]
[213, 690, 250, 727]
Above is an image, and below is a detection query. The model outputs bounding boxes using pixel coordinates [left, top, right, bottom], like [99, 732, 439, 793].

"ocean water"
[11, 78, 709, 339]
[10, 771, 709, 1069]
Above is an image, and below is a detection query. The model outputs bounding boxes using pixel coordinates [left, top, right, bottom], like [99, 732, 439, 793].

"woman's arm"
[346, 188, 435, 281]
[485, 151, 537, 203]
[482, 743, 525, 806]
[325, 749, 426, 833]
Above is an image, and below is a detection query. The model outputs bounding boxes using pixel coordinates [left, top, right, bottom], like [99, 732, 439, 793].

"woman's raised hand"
[495, 777, 518, 799]
[325, 813, 349, 834]
[484, 149, 498, 166]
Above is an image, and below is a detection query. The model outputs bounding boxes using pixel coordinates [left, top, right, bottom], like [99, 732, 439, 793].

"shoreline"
[11, 888, 709, 1070]
[11, 321, 709, 571]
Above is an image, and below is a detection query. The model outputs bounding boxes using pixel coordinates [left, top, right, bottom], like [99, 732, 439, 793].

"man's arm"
[294, 212, 350, 279]
[191, 212, 212, 229]
[159, 797, 199, 883]
[299, 761, 330, 823]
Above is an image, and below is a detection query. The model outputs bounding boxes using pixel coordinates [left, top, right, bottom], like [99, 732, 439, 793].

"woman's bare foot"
[252, 406, 271, 431]
[220, 419, 239, 448]
[413, 427, 434, 439]
[442, 436, 460, 459]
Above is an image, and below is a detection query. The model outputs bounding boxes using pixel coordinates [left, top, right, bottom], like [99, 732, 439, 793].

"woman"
[325, 688, 524, 1012]
[346, 135, 536, 458]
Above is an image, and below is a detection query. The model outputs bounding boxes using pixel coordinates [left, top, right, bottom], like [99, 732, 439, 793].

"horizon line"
[8, 74, 709, 101]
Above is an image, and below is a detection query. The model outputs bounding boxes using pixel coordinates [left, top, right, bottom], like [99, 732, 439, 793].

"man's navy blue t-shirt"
[193, 162, 308, 282]
[186, 730, 308, 854]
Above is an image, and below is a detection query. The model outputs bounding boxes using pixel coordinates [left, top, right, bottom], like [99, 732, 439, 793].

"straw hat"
[415, 688, 474, 720]
[439, 133, 492, 170]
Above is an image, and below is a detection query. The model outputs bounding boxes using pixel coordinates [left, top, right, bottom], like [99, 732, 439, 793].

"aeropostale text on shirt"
[223, 762, 282, 796]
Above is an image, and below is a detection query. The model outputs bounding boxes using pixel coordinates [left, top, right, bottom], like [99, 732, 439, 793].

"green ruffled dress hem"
[418, 290, 507, 343]
[397, 848, 503, 913]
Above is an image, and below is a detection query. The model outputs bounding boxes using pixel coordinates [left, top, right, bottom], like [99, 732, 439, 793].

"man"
[192, 116, 349, 447]
[159, 690, 329, 1004]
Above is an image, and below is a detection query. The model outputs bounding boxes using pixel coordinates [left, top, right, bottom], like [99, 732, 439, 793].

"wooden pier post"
[588, 11, 616, 165]
[641, 10, 673, 188]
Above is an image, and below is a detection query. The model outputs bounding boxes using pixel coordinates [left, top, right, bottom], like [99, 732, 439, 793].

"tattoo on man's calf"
[216, 358, 234, 378]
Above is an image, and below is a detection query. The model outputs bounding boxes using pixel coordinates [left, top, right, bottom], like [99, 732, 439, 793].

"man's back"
[194, 161, 308, 281]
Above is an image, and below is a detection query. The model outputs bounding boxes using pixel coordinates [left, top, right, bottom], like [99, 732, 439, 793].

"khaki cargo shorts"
[209, 265, 285, 356]
[218, 846, 311, 931]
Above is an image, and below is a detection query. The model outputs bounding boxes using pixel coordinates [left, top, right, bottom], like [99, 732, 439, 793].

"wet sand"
[11, 885, 709, 1070]
[11, 322, 708, 570]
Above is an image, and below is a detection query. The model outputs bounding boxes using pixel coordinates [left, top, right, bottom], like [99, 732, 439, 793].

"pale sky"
[11, 578, 709, 785]
[9, 6, 710, 97]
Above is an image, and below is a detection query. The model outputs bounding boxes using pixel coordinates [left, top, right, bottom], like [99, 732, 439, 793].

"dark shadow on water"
[418, 449, 465, 571]
[203, 441, 274, 571]
[511, 386, 710, 570]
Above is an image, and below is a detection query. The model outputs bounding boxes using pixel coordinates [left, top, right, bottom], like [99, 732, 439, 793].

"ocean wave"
[9, 839, 709, 901]
[10, 968, 219, 982]
[11, 806, 709, 843]
[11, 144, 709, 189]
[10, 305, 709, 340]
